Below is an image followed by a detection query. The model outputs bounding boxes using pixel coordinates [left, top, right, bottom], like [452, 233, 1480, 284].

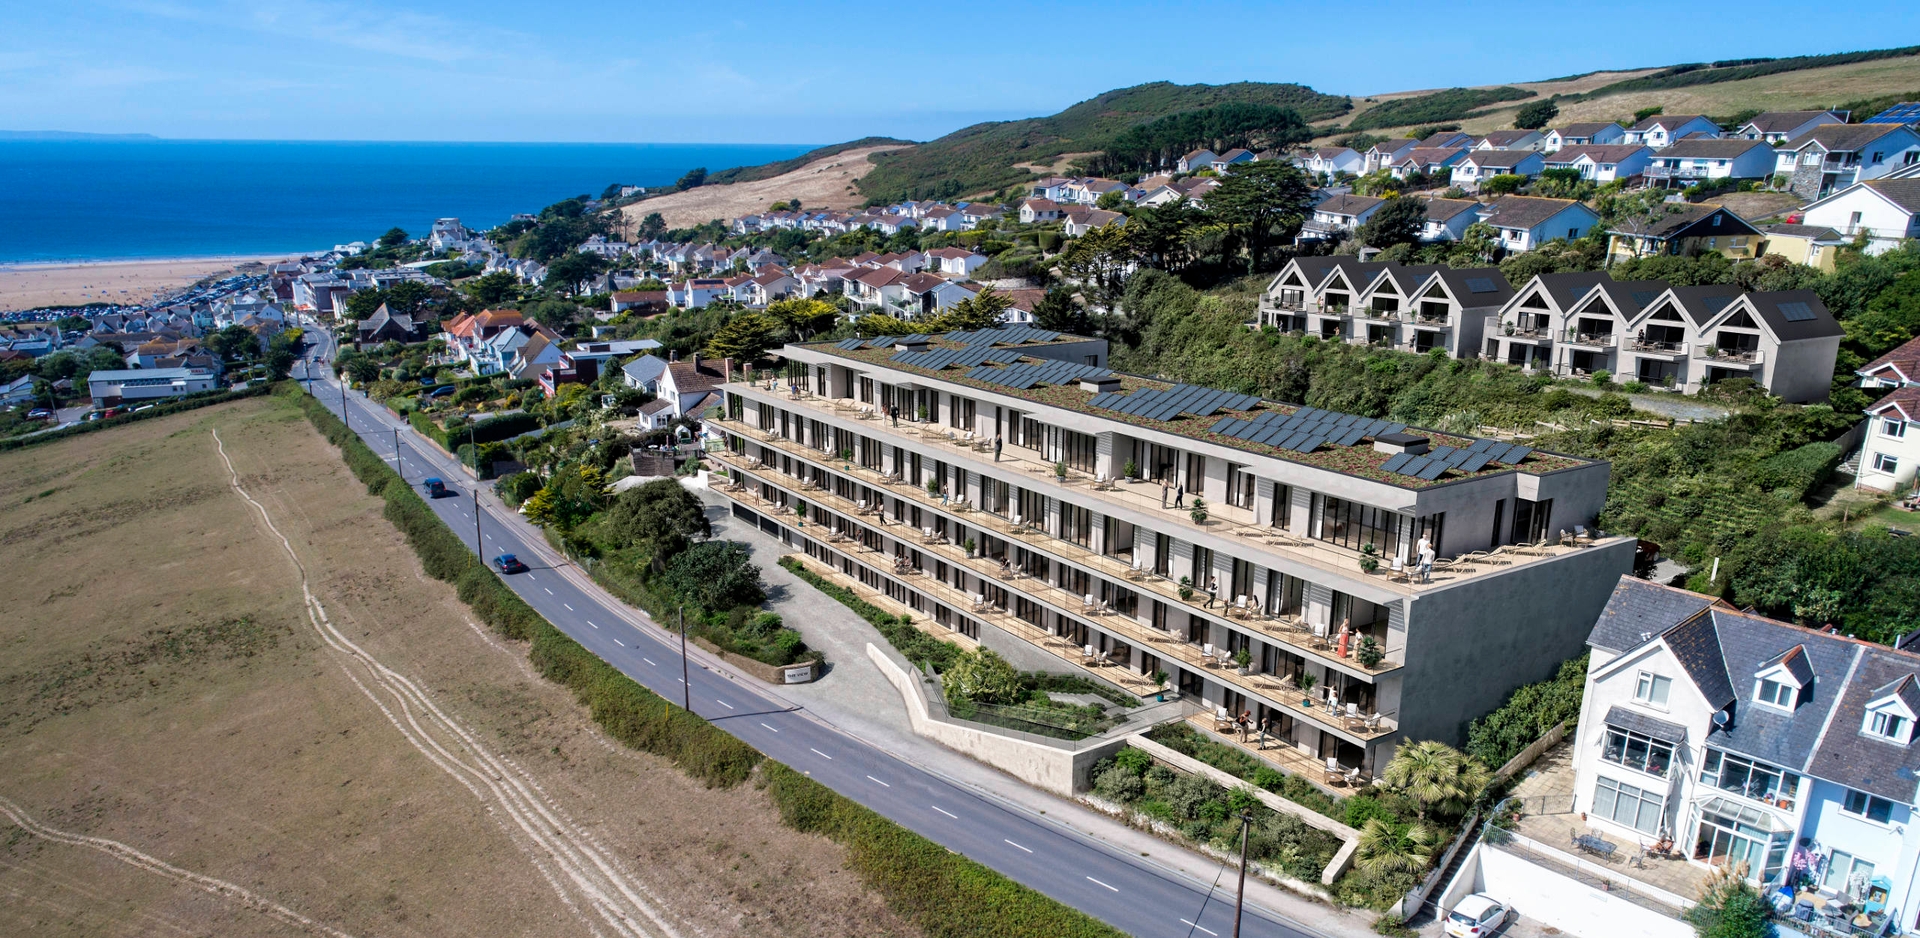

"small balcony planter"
[1123, 459, 1140, 482]
[1295, 671, 1317, 708]
[1233, 648, 1253, 675]
[1359, 543, 1380, 574]
[1054, 461, 1068, 482]
[1177, 576, 1194, 602]
[964, 538, 977, 558]
[1357, 636, 1384, 669]
[1189, 498, 1209, 525]
[1151, 669, 1169, 702]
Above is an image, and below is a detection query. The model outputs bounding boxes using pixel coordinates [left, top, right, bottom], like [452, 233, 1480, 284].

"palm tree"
[1382, 740, 1491, 820]
[1355, 818, 1443, 875]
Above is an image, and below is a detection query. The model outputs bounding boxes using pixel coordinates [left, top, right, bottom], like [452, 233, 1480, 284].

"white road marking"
[1004, 839, 1032, 853]
[642, 658, 657, 667]
[810, 748, 833, 760]
[866, 775, 890, 788]
[932, 806, 958, 819]
[614, 639, 625, 647]
[587, 620, 599, 629]
[544, 588, 554, 595]
[715, 699, 734, 710]
[563, 603, 573, 611]
[759, 723, 780, 733]
[1086, 876, 1117, 892]
[1181, 920, 1217, 937]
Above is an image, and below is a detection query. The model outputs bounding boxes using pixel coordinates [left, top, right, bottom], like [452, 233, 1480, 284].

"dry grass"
[616, 145, 913, 230]
[0, 397, 917, 938]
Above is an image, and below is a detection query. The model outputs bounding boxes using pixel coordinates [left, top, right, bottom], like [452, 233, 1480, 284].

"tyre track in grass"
[212, 427, 690, 938]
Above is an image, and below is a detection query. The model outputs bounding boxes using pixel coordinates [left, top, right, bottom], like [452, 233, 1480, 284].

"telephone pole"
[1232, 812, 1252, 938]
[473, 488, 482, 557]
[393, 428, 402, 482]
[679, 606, 690, 711]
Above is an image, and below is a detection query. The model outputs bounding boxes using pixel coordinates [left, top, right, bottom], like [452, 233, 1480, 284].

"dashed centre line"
[932, 805, 958, 819]
[866, 775, 890, 788]
[759, 723, 780, 733]
[1004, 839, 1032, 853]
[1181, 920, 1218, 937]
[544, 588, 554, 595]
[642, 658, 657, 667]
[588, 620, 599, 629]
[1086, 876, 1117, 892]
[715, 699, 735, 710]
[613, 639, 625, 647]
[810, 748, 833, 760]
[563, 603, 573, 611]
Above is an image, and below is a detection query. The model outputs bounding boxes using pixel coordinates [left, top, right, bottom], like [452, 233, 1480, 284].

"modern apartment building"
[1258, 257, 1514, 359]
[1573, 578, 1920, 930]
[710, 325, 1634, 778]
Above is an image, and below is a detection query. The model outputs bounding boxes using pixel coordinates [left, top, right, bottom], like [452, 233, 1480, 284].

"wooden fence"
[1493, 720, 1569, 782]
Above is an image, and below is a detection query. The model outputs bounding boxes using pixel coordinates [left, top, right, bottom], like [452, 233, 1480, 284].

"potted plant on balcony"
[1356, 636, 1384, 669]
[963, 537, 977, 558]
[926, 477, 943, 498]
[838, 447, 853, 471]
[1189, 498, 1208, 525]
[1502, 320, 1514, 336]
[916, 404, 930, 422]
[1053, 461, 1068, 481]
[1233, 648, 1253, 675]
[1123, 458, 1140, 483]
[1704, 345, 1719, 360]
[1177, 575, 1194, 602]
[1152, 669, 1169, 702]
[1294, 671, 1317, 708]
[1358, 542, 1380, 574]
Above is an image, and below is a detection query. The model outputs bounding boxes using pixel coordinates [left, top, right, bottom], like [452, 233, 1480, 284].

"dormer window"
[1753, 646, 1812, 712]
[1862, 675, 1919, 745]
[1757, 679, 1798, 708]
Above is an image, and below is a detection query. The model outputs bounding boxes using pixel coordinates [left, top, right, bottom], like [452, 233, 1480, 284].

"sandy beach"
[0, 255, 295, 312]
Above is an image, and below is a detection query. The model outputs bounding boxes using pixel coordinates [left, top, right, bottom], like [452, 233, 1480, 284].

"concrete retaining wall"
[866, 643, 1127, 796]
[1125, 734, 1359, 885]
[691, 635, 819, 684]
[1443, 842, 1693, 938]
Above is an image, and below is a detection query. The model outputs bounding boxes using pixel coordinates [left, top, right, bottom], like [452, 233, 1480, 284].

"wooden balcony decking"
[712, 458, 1398, 746]
[1180, 712, 1363, 795]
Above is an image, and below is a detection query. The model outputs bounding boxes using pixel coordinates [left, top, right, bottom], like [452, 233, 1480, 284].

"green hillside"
[705, 136, 915, 186]
[851, 81, 1351, 203]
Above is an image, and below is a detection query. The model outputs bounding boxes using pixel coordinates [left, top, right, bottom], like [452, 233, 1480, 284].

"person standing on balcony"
[1204, 575, 1219, 608]
[1160, 479, 1169, 507]
[1174, 483, 1185, 509]
[993, 433, 1002, 462]
[889, 404, 899, 427]
[1416, 535, 1435, 584]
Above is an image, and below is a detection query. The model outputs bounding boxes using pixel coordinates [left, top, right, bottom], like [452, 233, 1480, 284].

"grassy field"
[0, 396, 915, 938]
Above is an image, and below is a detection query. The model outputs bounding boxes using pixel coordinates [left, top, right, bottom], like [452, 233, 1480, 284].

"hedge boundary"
[280, 384, 1120, 936]
[0, 382, 275, 453]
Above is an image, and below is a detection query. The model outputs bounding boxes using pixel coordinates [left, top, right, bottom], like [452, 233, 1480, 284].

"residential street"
[292, 336, 1358, 938]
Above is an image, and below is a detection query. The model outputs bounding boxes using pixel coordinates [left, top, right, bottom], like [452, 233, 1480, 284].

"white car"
[1444, 894, 1513, 937]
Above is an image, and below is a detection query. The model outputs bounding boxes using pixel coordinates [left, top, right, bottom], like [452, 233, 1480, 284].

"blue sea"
[0, 140, 819, 263]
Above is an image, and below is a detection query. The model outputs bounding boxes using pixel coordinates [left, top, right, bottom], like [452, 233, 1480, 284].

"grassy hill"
[851, 81, 1352, 203]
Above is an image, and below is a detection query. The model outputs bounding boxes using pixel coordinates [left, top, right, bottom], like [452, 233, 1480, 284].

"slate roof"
[1808, 651, 1920, 803]
[1519, 271, 1615, 311]
[1421, 197, 1483, 223]
[1862, 178, 1920, 214]
[1315, 194, 1385, 218]
[1370, 264, 1444, 296]
[1583, 279, 1671, 318]
[1478, 130, 1538, 148]
[1788, 123, 1910, 153]
[1606, 203, 1759, 239]
[1430, 267, 1514, 307]
[1654, 138, 1773, 159]
[1547, 145, 1651, 165]
[1554, 122, 1621, 139]
[1740, 111, 1840, 133]
[1655, 285, 1740, 327]
[1666, 609, 1737, 710]
[1418, 131, 1474, 148]
[1735, 289, 1843, 342]
[1397, 147, 1469, 167]
[1604, 704, 1689, 743]
[1630, 114, 1713, 132]
[1758, 644, 1816, 687]
[1588, 578, 1718, 653]
[1763, 223, 1842, 240]
[1477, 195, 1587, 230]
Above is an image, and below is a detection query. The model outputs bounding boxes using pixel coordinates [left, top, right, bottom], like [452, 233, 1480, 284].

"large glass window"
[1602, 727, 1675, 777]
[1701, 749, 1800, 809]
[1824, 851, 1876, 894]
[1511, 497, 1554, 546]
[1269, 483, 1293, 529]
[1317, 497, 1404, 557]
[1226, 464, 1255, 509]
[1694, 798, 1793, 883]
[1844, 790, 1895, 824]
[1593, 776, 1664, 834]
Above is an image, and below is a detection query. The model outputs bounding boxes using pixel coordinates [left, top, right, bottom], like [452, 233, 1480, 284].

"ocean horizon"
[0, 139, 820, 264]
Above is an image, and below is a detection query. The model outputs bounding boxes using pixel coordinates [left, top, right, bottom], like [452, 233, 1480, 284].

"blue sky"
[4, 1, 1915, 143]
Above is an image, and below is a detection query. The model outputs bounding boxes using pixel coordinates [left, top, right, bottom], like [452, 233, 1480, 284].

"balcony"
[1643, 164, 1713, 180]
[1500, 325, 1552, 343]
[1562, 332, 1616, 349]
[1625, 339, 1688, 359]
[1694, 346, 1763, 366]
[1358, 306, 1400, 323]
[713, 461, 1400, 743]
[721, 389, 1611, 593]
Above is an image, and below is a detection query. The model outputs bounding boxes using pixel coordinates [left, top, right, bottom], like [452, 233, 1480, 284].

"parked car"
[1444, 894, 1513, 938]
[493, 553, 528, 575]
[26, 408, 53, 420]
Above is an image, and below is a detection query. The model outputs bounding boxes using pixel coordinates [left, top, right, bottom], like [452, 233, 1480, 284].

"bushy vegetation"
[1086, 102, 1313, 176]
[1569, 44, 1920, 101]
[939, 648, 1133, 740]
[856, 81, 1350, 202]
[1345, 87, 1535, 132]
[1465, 654, 1587, 770]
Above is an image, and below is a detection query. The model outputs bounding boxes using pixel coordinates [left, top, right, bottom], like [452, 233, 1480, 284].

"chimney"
[1079, 375, 1121, 393]
[692, 353, 703, 371]
[670, 350, 679, 362]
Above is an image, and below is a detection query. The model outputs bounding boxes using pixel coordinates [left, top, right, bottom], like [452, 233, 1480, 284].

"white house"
[1475, 129, 1545, 151]
[1645, 138, 1778, 187]
[1542, 122, 1627, 153]
[1475, 196, 1600, 252]
[1390, 147, 1470, 180]
[1780, 125, 1920, 200]
[1209, 149, 1255, 173]
[1301, 147, 1364, 177]
[926, 246, 988, 276]
[1544, 144, 1654, 183]
[1800, 177, 1920, 255]
[1175, 149, 1217, 173]
[1451, 150, 1545, 190]
[1362, 138, 1418, 173]
[1299, 193, 1384, 240]
[1571, 576, 1920, 929]
[1622, 114, 1722, 148]
[1855, 335, 1920, 493]
[620, 353, 670, 393]
[1019, 198, 1064, 223]
[658, 354, 731, 420]
[1062, 208, 1126, 237]
[1734, 110, 1848, 145]
[1418, 197, 1485, 242]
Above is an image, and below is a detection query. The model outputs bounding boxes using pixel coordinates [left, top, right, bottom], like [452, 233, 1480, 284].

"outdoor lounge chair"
[1324, 757, 1343, 785]
[1201, 643, 1218, 665]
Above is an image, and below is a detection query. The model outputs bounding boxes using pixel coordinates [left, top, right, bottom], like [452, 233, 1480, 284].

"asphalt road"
[292, 337, 1323, 938]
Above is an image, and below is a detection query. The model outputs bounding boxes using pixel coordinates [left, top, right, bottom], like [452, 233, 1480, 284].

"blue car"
[493, 553, 528, 575]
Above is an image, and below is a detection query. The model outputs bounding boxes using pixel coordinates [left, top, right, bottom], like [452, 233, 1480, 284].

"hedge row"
[777, 556, 960, 672]
[288, 384, 758, 787]
[0, 382, 276, 452]
[761, 762, 1128, 938]
[286, 384, 1123, 935]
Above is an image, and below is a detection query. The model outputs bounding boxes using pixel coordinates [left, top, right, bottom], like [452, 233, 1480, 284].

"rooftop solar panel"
[1442, 449, 1476, 468]
[1395, 455, 1432, 477]
[1629, 289, 1661, 309]
[1778, 301, 1815, 322]
[1457, 452, 1494, 473]
[1867, 103, 1920, 123]
[1380, 452, 1414, 474]
[836, 337, 865, 350]
[1465, 277, 1499, 294]
[1415, 461, 1450, 481]
[1494, 444, 1532, 465]
[1335, 427, 1368, 446]
[1209, 416, 1238, 434]
[1250, 426, 1285, 446]
[1427, 444, 1456, 461]
[1295, 435, 1327, 454]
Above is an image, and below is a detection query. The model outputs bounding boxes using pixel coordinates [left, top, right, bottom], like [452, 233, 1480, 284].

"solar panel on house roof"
[1294, 435, 1327, 454]
[1395, 455, 1432, 477]
[1493, 444, 1532, 465]
[1209, 416, 1238, 434]
[1629, 290, 1661, 308]
[866, 336, 897, 348]
[1335, 427, 1368, 446]
[1415, 461, 1450, 481]
[1779, 301, 1816, 322]
[1465, 277, 1499, 294]
[1251, 426, 1286, 445]
[1442, 449, 1476, 468]
[1867, 103, 1920, 123]
[1381, 453, 1414, 473]
[1457, 452, 1494, 473]
[836, 338, 865, 350]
